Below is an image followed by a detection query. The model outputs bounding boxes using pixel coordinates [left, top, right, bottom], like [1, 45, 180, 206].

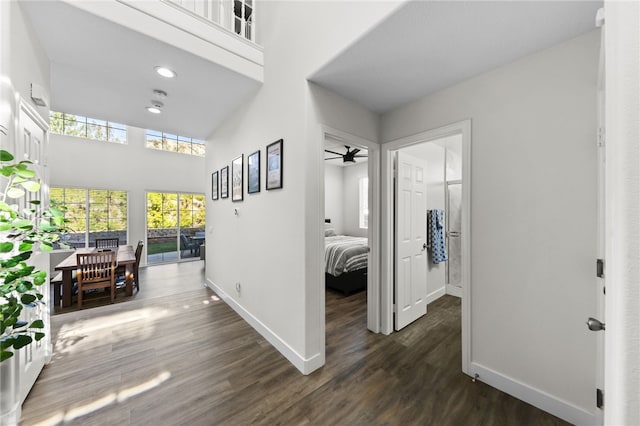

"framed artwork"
[247, 150, 260, 194]
[266, 139, 283, 190]
[232, 154, 244, 202]
[220, 166, 229, 198]
[211, 171, 219, 200]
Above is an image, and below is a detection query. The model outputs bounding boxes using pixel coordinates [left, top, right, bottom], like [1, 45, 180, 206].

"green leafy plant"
[0, 149, 67, 362]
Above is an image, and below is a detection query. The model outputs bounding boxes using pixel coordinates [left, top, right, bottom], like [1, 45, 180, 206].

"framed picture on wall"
[247, 150, 260, 194]
[220, 166, 229, 198]
[231, 154, 244, 202]
[212, 171, 219, 200]
[266, 139, 283, 190]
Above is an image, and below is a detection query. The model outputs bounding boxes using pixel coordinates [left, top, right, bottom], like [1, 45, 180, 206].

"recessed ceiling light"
[155, 66, 176, 79]
[146, 106, 162, 114]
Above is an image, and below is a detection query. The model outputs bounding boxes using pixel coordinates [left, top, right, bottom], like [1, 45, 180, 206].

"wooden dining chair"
[95, 237, 119, 249]
[132, 240, 144, 291]
[76, 251, 117, 308]
[116, 240, 144, 292]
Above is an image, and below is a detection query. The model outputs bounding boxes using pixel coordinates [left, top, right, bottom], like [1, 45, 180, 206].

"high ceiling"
[310, 0, 603, 114]
[21, 1, 261, 139]
[21, 1, 602, 139]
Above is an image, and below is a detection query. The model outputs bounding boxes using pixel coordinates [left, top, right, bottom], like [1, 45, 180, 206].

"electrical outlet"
[235, 282, 241, 293]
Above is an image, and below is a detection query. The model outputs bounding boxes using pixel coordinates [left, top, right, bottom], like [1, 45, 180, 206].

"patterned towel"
[430, 209, 448, 264]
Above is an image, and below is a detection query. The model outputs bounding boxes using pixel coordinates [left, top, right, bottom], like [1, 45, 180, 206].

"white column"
[604, 1, 640, 424]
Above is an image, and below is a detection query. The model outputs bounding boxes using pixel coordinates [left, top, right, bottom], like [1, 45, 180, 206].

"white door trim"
[604, 2, 640, 423]
[381, 119, 471, 374]
[321, 126, 380, 333]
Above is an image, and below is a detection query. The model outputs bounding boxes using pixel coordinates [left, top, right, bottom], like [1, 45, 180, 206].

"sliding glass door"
[146, 192, 206, 264]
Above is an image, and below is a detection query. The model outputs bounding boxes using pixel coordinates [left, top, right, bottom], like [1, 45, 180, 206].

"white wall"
[49, 127, 206, 266]
[382, 30, 600, 423]
[325, 161, 369, 237]
[205, 1, 396, 373]
[324, 163, 344, 234]
[0, 2, 50, 124]
[342, 161, 368, 238]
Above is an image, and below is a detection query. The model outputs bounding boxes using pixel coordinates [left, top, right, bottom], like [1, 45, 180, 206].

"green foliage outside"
[50, 188, 127, 236]
[147, 192, 205, 229]
[145, 130, 205, 157]
[49, 111, 126, 143]
[147, 241, 177, 255]
[0, 150, 68, 362]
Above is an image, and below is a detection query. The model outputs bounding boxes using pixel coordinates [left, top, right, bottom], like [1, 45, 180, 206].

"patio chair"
[180, 234, 197, 257]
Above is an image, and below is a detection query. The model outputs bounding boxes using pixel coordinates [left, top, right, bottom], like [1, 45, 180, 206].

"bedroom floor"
[20, 266, 569, 425]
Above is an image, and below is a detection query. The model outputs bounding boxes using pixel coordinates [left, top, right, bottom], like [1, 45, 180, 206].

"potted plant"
[0, 149, 67, 361]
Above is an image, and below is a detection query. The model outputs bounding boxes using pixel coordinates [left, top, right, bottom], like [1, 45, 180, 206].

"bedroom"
[323, 135, 370, 297]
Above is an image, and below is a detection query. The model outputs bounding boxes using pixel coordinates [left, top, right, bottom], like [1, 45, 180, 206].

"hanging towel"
[430, 209, 448, 264]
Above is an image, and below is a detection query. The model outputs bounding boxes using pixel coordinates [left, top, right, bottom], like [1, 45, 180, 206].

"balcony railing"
[166, 0, 255, 43]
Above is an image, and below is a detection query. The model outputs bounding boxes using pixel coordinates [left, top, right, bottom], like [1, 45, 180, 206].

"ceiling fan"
[324, 145, 368, 163]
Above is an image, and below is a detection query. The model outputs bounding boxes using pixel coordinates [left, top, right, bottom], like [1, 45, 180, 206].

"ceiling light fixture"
[146, 100, 164, 114]
[153, 89, 168, 99]
[155, 66, 176, 79]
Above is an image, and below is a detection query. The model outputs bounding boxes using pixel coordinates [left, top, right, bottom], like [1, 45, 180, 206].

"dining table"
[54, 245, 136, 308]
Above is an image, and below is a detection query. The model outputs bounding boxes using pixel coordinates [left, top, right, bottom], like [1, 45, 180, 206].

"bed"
[324, 233, 369, 295]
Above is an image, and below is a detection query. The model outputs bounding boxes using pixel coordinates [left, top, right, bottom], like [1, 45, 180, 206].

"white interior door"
[1, 99, 51, 425]
[394, 151, 428, 330]
[16, 101, 51, 407]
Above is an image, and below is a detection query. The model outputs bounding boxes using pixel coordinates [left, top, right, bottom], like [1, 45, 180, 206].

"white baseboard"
[470, 362, 598, 426]
[446, 284, 462, 298]
[205, 279, 323, 375]
[426, 286, 446, 305]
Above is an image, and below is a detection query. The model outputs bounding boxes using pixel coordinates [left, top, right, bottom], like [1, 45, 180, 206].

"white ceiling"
[21, 1, 261, 139]
[310, 0, 603, 114]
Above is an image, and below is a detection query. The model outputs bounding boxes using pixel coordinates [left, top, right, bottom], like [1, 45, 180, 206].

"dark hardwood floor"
[22, 262, 569, 425]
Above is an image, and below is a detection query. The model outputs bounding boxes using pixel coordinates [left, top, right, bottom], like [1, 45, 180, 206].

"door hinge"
[596, 388, 604, 409]
[597, 259, 605, 278]
[598, 127, 605, 148]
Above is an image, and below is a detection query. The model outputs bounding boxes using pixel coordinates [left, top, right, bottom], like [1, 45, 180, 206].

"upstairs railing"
[166, 0, 255, 43]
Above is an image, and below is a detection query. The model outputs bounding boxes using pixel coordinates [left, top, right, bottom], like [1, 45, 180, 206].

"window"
[50, 188, 128, 248]
[359, 177, 368, 229]
[145, 130, 205, 157]
[49, 111, 127, 143]
[146, 192, 206, 263]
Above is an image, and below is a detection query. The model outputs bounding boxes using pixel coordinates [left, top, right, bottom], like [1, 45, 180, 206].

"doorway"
[393, 134, 463, 328]
[321, 126, 380, 333]
[145, 192, 206, 264]
[381, 119, 471, 374]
